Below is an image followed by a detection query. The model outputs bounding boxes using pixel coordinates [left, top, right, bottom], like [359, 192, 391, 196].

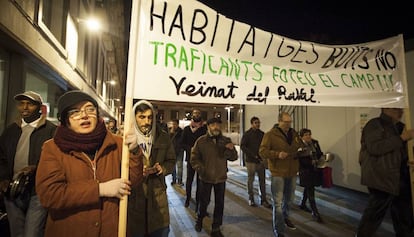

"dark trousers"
[301, 186, 316, 205]
[198, 180, 225, 230]
[185, 162, 200, 204]
[356, 187, 414, 237]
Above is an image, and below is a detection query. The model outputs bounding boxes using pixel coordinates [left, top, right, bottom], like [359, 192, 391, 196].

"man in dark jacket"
[0, 91, 56, 237]
[191, 117, 238, 237]
[356, 108, 414, 237]
[127, 100, 176, 237]
[240, 116, 271, 208]
[169, 119, 184, 185]
[180, 109, 207, 209]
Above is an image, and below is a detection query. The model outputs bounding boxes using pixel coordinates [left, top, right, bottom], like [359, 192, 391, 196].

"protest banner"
[119, 1, 412, 235]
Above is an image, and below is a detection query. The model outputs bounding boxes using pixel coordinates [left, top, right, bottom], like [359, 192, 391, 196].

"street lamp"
[224, 105, 234, 134]
[78, 17, 101, 32]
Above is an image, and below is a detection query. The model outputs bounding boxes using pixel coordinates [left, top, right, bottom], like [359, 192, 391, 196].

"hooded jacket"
[127, 100, 176, 235]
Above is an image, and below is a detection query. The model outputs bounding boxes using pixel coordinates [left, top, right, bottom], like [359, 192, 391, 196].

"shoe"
[195, 222, 202, 232]
[210, 229, 224, 237]
[298, 204, 312, 213]
[261, 200, 271, 208]
[312, 212, 323, 223]
[273, 230, 285, 237]
[248, 199, 257, 207]
[284, 218, 296, 230]
[170, 181, 175, 185]
[184, 198, 190, 207]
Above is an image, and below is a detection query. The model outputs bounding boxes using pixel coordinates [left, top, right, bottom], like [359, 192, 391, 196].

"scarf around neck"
[190, 120, 203, 132]
[54, 119, 107, 154]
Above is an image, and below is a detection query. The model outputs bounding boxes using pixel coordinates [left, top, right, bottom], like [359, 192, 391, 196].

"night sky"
[198, 0, 413, 45]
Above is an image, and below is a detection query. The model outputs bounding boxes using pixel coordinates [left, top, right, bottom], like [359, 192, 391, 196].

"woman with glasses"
[35, 90, 143, 237]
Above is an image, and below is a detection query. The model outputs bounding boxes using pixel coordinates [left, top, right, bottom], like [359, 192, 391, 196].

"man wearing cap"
[190, 117, 238, 237]
[0, 91, 56, 237]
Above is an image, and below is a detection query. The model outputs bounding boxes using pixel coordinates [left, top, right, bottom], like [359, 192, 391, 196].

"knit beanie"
[57, 90, 99, 125]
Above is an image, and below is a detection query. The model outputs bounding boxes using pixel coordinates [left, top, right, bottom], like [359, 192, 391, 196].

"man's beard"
[211, 129, 221, 136]
[23, 110, 41, 123]
[192, 117, 202, 122]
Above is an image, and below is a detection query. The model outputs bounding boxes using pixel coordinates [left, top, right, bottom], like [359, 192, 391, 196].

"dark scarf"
[23, 105, 42, 123]
[54, 119, 107, 154]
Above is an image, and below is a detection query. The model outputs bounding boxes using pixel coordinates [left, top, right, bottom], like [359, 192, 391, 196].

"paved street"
[168, 160, 393, 237]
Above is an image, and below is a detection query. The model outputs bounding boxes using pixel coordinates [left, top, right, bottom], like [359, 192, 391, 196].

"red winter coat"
[36, 132, 143, 237]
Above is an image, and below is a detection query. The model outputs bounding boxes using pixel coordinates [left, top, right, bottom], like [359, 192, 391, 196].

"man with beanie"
[191, 117, 238, 237]
[0, 91, 56, 237]
[35, 90, 143, 237]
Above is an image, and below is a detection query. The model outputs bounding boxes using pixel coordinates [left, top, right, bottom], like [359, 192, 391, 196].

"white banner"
[128, 0, 408, 108]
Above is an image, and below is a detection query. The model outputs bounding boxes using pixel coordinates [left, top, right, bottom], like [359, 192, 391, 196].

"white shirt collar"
[21, 117, 41, 128]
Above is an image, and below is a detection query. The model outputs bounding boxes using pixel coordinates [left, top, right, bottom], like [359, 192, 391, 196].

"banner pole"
[118, 0, 141, 236]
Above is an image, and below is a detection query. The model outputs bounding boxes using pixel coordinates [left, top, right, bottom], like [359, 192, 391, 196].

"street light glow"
[85, 18, 101, 32]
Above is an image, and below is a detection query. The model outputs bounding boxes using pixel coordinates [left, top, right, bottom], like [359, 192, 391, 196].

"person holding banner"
[127, 100, 176, 237]
[259, 112, 302, 237]
[356, 108, 414, 237]
[35, 90, 143, 237]
[180, 109, 207, 210]
[191, 117, 238, 237]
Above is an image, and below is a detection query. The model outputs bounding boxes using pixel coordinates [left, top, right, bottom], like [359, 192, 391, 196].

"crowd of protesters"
[1, 91, 412, 237]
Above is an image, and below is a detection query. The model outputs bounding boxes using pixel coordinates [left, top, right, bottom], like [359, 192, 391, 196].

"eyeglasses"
[282, 120, 292, 123]
[68, 106, 97, 119]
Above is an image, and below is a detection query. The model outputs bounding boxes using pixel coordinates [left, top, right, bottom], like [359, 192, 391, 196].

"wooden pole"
[118, 0, 141, 236]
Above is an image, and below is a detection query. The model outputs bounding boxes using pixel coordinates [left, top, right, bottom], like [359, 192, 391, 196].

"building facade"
[0, 0, 129, 131]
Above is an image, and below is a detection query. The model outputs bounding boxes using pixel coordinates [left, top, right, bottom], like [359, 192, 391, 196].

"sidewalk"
[226, 160, 394, 233]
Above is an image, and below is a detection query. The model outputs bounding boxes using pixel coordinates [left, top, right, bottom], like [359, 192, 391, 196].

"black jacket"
[180, 124, 207, 161]
[240, 128, 264, 163]
[359, 113, 407, 195]
[0, 116, 56, 195]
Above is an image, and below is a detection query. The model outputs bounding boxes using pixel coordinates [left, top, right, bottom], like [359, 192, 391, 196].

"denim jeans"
[171, 150, 184, 183]
[4, 195, 47, 237]
[270, 176, 296, 235]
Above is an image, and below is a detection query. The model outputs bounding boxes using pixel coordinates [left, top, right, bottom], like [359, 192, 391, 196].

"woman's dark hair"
[299, 128, 312, 137]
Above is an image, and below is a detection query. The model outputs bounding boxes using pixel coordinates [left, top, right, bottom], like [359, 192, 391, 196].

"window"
[39, 0, 68, 50]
